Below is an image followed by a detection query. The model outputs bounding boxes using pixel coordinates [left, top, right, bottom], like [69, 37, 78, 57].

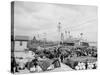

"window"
[20, 41, 22, 46]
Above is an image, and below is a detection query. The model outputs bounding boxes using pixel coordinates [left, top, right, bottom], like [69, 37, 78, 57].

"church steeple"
[33, 36, 37, 42]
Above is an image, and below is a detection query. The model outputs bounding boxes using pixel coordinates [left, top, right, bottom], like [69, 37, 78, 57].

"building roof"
[15, 36, 29, 41]
[63, 38, 80, 43]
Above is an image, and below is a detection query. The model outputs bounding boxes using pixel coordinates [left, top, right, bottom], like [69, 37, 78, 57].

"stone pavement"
[48, 63, 73, 72]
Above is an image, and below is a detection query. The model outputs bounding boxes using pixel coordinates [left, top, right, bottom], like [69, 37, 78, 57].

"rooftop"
[15, 36, 29, 41]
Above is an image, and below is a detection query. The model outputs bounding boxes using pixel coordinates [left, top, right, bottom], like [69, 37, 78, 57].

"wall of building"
[89, 42, 97, 47]
[14, 41, 27, 51]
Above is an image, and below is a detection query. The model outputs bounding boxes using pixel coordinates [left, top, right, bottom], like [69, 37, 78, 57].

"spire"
[33, 36, 36, 41]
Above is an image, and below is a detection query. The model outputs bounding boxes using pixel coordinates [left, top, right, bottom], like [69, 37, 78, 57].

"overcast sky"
[14, 1, 98, 42]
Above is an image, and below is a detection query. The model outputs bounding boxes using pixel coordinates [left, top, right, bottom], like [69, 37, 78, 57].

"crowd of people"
[11, 45, 97, 73]
[74, 62, 97, 70]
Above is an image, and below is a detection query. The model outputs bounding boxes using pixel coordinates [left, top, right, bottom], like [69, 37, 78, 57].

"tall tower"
[80, 33, 83, 39]
[65, 30, 67, 39]
[61, 32, 64, 43]
[80, 33, 83, 42]
[58, 22, 61, 33]
[68, 31, 70, 38]
[57, 22, 62, 42]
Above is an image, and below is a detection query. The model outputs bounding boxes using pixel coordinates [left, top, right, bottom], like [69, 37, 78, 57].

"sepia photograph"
[11, 1, 98, 74]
